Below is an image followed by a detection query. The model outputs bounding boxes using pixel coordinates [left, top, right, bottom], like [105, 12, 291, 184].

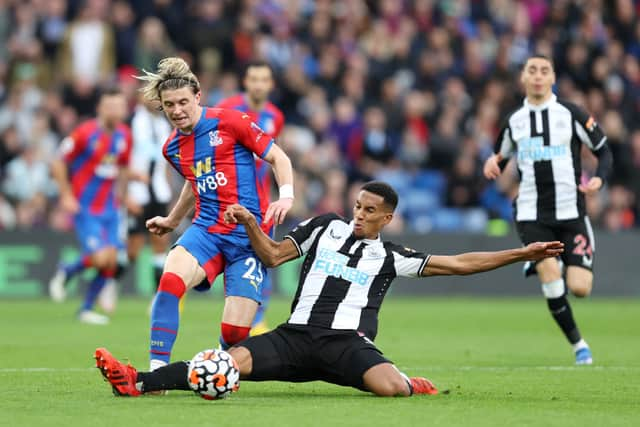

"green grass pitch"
[0, 296, 638, 427]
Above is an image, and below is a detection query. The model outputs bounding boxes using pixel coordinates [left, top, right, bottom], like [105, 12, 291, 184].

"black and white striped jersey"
[495, 94, 607, 222]
[128, 105, 173, 205]
[283, 213, 430, 340]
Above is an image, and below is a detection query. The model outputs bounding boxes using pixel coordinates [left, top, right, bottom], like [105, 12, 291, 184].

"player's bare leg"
[565, 266, 593, 297]
[362, 363, 437, 397]
[537, 258, 592, 364]
[228, 345, 253, 377]
[536, 257, 562, 284]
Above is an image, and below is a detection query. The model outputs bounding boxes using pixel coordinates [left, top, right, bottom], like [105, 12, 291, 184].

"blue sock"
[81, 274, 107, 311]
[63, 257, 88, 279]
[150, 292, 180, 364]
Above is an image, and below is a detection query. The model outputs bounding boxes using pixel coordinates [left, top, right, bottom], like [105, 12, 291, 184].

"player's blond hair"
[136, 57, 201, 103]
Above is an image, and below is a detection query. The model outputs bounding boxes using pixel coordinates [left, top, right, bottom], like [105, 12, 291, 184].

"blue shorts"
[174, 224, 267, 302]
[74, 210, 120, 255]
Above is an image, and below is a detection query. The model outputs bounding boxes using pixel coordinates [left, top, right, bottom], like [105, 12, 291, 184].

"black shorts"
[237, 323, 391, 391]
[516, 217, 595, 271]
[128, 200, 169, 235]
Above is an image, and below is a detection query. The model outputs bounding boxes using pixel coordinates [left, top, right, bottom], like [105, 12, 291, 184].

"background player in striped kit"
[48, 87, 132, 325]
[137, 57, 294, 372]
[483, 55, 613, 364]
[216, 61, 285, 335]
[94, 181, 563, 397]
[125, 95, 174, 295]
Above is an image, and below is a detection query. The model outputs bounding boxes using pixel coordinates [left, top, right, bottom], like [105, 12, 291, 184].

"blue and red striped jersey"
[216, 94, 284, 232]
[162, 107, 275, 234]
[61, 119, 132, 215]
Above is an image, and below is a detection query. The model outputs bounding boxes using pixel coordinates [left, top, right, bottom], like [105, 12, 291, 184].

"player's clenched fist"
[146, 216, 177, 235]
[60, 192, 80, 214]
[224, 204, 253, 225]
[483, 153, 503, 180]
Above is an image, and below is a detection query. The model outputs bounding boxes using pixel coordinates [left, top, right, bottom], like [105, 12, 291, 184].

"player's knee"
[566, 271, 593, 298]
[93, 248, 118, 271]
[570, 281, 592, 298]
[91, 255, 110, 271]
[221, 323, 251, 347]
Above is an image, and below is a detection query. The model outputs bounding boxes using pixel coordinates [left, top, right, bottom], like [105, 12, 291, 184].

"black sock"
[546, 295, 581, 344]
[137, 361, 191, 392]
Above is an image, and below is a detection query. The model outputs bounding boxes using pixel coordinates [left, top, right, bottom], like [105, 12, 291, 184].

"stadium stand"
[0, 0, 639, 233]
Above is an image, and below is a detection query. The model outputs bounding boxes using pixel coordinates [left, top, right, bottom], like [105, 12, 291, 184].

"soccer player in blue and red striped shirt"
[137, 57, 294, 372]
[216, 61, 285, 335]
[49, 87, 132, 325]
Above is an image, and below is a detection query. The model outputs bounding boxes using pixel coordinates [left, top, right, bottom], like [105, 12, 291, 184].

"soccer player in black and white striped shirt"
[94, 182, 563, 397]
[483, 54, 613, 365]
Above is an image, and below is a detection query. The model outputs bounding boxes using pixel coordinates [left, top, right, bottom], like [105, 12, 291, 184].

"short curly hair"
[361, 181, 398, 211]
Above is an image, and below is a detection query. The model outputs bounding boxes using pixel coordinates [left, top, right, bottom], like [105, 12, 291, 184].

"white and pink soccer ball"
[187, 349, 240, 400]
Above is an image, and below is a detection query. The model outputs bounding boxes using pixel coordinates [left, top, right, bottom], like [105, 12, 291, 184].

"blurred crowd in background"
[0, 0, 639, 234]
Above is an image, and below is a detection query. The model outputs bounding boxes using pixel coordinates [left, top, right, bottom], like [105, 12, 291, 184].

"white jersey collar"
[524, 93, 556, 112]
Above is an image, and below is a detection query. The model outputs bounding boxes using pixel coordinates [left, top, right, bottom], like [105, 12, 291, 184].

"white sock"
[541, 278, 565, 298]
[150, 359, 167, 371]
[572, 339, 588, 352]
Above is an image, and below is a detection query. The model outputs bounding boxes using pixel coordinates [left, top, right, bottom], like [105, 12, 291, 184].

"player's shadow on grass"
[144, 388, 448, 403]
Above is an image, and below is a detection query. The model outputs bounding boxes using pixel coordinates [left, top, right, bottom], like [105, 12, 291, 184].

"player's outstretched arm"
[262, 144, 294, 225]
[146, 181, 194, 235]
[421, 241, 564, 277]
[224, 204, 299, 267]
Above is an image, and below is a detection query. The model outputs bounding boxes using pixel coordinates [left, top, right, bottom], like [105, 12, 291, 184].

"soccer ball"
[187, 349, 240, 400]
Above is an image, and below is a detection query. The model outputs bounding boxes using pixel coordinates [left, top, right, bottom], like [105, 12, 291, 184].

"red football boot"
[95, 347, 141, 397]
[410, 377, 438, 395]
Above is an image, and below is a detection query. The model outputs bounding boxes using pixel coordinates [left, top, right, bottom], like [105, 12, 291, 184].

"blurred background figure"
[48, 87, 132, 325]
[124, 94, 173, 307]
[483, 55, 612, 365]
